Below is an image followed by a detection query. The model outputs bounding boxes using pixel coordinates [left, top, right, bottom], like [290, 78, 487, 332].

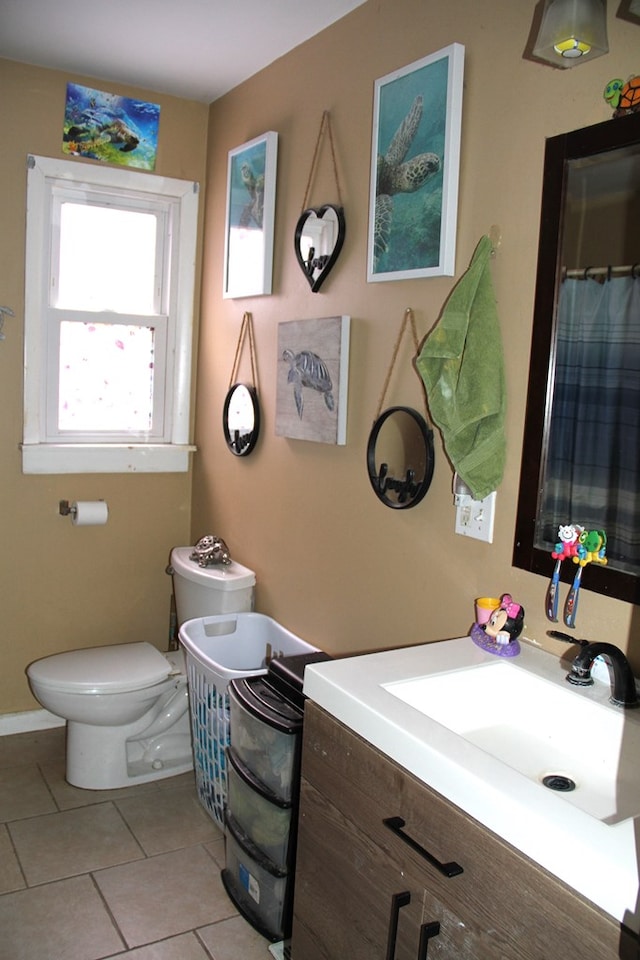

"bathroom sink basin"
[383, 660, 640, 824]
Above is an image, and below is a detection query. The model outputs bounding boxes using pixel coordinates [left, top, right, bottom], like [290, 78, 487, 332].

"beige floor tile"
[0, 874, 125, 960]
[198, 915, 272, 959]
[104, 931, 212, 959]
[0, 823, 25, 894]
[116, 780, 221, 855]
[0, 727, 66, 770]
[94, 845, 237, 949]
[9, 802, 144, 885]
[40, 759, 162, 810]
[0, 763, 57, 822]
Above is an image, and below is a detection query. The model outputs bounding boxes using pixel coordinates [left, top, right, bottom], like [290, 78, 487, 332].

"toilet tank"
[169, 547, 255, 625]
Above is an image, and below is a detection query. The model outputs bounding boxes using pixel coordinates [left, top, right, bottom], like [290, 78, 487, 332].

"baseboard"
[0, 709, 65, 736]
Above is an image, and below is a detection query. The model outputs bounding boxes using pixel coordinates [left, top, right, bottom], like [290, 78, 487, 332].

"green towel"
[416, 235, 506, 501]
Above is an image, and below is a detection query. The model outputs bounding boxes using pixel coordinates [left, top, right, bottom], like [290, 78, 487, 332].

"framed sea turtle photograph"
[276, 316, 351, 445]
[367, 43, 464, 282]
[223, 131, 278, 298]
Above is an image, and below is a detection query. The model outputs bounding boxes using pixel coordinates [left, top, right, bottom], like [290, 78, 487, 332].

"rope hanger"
[228, 312, 259, 392]
[375, 307, 426, 422]
[300, 110, 344, 213]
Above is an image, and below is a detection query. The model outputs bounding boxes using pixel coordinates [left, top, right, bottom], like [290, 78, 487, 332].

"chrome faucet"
[566, 641, 639, 708]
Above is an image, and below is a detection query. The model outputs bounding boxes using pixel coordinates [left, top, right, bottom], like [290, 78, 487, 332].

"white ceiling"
[0, 0, 366, 103]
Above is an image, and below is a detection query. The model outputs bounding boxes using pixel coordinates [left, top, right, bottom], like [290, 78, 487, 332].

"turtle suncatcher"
[603, 76, 640, 118]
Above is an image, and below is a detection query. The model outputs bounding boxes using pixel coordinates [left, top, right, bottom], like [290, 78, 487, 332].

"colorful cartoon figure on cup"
[484, 594, 525, 646]
[470, 593, 524, 657]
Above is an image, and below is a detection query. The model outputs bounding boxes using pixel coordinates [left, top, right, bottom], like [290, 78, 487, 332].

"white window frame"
[22, 155, 199, 474]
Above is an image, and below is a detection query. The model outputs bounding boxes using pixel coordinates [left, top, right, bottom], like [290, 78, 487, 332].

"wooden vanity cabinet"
[291, 703, 637, 960]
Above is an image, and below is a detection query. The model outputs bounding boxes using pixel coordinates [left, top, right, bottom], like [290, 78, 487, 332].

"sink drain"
[542, 774, 576, 792]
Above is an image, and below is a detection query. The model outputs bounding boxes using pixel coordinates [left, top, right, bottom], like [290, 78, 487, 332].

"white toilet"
[27, 546, 256, 790]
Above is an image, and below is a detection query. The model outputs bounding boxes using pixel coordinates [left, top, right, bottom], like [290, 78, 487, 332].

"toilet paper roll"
[71, 501, 109, 526]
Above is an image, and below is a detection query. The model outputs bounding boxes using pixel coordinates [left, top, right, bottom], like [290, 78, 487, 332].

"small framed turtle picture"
[223, 131, 278, 298]
[367, 43, 464, 282]
[276, 316, 350, 445]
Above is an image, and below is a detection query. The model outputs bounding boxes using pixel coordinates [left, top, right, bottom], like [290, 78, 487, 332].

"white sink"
[383, 660, 640, 824]
[302, 637, 640, 930]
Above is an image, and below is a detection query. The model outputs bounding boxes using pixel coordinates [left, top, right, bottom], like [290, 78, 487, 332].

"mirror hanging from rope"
[367, 308, 435, 509]
[294, 110, 346, 292]
[223, 312, 261, 456]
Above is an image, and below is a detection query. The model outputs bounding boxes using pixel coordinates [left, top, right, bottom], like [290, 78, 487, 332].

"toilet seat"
[27, 642, 173, 695]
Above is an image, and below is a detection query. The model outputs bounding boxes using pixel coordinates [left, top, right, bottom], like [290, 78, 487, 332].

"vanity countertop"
[303, 636, 640, 932]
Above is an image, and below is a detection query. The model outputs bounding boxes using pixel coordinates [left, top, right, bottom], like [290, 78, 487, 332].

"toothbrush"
[545, 558, 561, 622]
[563, 565, 583, 628]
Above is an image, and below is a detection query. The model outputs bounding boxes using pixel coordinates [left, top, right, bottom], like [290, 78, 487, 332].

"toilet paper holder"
[59, 499, 107, 521]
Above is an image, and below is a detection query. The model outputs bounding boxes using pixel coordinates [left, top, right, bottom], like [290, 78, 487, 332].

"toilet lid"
[27, 642, 172, 694]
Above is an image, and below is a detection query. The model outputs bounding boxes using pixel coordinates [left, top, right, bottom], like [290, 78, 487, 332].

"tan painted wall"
[2, 0, 638, 719]
[195, 0, 640, 666]
[0, 59, 208, 714]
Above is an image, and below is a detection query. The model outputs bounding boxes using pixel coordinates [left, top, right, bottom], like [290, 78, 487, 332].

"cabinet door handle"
[417, 921, 441, 959]
[386, 890, 411, 960]
[383, 817, 463, 878]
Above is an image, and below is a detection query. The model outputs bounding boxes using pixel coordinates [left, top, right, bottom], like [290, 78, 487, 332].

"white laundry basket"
[179, 613, 317, 825]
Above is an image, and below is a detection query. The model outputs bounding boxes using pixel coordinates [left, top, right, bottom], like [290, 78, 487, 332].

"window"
[23, 155, 199, 474]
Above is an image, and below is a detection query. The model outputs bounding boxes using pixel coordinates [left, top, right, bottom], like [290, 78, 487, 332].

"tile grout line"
[88, 870, 129, 957]
[111, 799, 149, 860]
[2, 821, 29, 894]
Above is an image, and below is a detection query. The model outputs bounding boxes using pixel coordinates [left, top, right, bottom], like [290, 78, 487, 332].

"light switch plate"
[455, 491, 496, 543]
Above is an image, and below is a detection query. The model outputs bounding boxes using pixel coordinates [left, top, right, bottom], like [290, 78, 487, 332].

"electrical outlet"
[455, 491, 496, 543]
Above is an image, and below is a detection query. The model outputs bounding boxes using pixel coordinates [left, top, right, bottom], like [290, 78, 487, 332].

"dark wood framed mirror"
[223, 383, 260, 457]
[367, 406, 435, 509]
[513, 111, 640, 604]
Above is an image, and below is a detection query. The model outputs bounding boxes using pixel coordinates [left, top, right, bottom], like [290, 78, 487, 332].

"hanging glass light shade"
[533, 0, 609, 67]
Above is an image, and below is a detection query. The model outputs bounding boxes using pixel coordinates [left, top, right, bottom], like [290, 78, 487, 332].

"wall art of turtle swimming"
[62, 83, 160, 171]
[276, 316, 351, 446]
[368, 44, 464, 281]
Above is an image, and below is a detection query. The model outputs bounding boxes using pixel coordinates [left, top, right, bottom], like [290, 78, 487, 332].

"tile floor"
[0, 726, 275, 960]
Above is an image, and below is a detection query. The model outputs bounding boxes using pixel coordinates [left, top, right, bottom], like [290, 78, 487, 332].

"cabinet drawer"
[295, 777, 430, 960]
[299, 703, 628, 960]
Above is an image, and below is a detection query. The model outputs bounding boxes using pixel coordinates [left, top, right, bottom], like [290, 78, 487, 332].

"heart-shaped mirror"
[294, 204, 346, 293]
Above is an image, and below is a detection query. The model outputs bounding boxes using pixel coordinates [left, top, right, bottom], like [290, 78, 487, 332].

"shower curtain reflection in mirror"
[539, 273, 640, 573]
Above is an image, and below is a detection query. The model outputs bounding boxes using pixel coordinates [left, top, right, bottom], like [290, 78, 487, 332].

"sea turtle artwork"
[374, 94, 441, 270]
[604, 76, 640, 117]
[238, 162, 265, 228]
[282, 349, 334, 419]
[62, 83, 159, 170]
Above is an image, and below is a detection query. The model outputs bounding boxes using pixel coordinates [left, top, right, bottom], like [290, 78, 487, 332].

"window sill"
[21, 443, 196, 475]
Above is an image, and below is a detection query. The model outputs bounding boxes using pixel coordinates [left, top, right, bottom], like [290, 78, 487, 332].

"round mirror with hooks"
[367, 406, 435, 509]
[223, 383, 260, 456]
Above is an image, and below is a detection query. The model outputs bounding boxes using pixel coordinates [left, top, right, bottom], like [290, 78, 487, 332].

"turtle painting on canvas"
[282, 349, 334, 419]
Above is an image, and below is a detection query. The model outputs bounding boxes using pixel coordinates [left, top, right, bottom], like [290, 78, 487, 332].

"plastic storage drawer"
[227, 747, 293, 871]
[222, 815, 290, 942]
[229, 675, 303, 802]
